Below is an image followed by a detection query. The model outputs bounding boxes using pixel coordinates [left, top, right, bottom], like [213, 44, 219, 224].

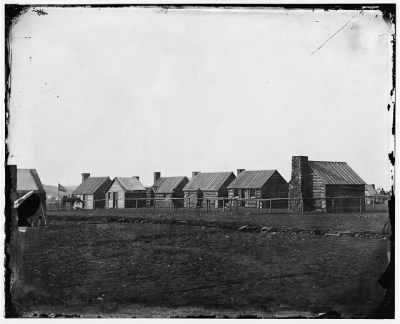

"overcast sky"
[8, 7, 393, 188]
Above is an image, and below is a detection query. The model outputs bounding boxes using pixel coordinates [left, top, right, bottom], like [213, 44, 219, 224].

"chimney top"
[237, 169, 245, 175]
[133, 176, 140, 180]
[81, 173, 90, 183]
[153, 172, 161, 184]
[192, 171, 200, 177]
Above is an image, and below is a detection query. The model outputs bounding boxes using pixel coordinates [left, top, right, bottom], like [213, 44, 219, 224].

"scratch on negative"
[33, 9, 48, 16]
[311, 10, 363, 56]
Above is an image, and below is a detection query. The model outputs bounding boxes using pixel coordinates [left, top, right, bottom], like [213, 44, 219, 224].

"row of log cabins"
[70, 155, 368, 212]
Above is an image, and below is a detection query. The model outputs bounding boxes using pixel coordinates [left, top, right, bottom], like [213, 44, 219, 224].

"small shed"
[106, 177, 146, 208]
[183, 171, 236, 208]
[17, 169, 46, 204]
[288, 156, 366, 213]
[72, 173, 112, 209]
[16, 169, 47, 226]
[365, 184, 378, 205]
[227, 169, 288, 208]
[149, 172, 189, 208]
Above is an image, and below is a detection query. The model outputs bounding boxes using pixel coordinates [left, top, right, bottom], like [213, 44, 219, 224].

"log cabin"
[106, 176, 146, 208]
[147, 172, 189, 208]
[227, 169, 288, 208]
[288, 156, 366, 213]
[72, 173, 112, 209]
[183, 171, 236, 208]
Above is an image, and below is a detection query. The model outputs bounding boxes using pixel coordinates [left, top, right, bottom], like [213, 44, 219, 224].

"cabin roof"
[154, 176, 188, 194]
[17, 169, 45, 192]
[227, 170, 282, 189]
[183, 172, 235, 191]
[309, 161, 366, 185]
[114, 177, 146, 192]
[365, 184, 378, 196]
[72, 177, 111, 195]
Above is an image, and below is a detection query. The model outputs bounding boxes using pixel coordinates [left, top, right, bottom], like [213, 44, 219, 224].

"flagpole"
[57, 183, 60, 211]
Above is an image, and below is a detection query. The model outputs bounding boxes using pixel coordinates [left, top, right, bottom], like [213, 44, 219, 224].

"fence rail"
[46, 195, 390, 214]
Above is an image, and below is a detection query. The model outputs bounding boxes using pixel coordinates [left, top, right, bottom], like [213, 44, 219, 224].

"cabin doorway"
[112, 192, 118, 208]
[196, 190, 203, 208]
[239, 189, 245, 207]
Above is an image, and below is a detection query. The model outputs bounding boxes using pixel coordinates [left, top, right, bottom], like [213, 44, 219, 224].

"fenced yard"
[12, 208, 390, 318]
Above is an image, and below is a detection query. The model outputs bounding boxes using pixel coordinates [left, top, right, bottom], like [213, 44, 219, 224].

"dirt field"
[11, 209, 389, 318]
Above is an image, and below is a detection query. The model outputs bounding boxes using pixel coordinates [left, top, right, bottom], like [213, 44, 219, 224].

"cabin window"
[250, 189, 256, 197]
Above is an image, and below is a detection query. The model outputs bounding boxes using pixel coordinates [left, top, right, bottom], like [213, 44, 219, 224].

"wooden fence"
[46, 196, 389, 214]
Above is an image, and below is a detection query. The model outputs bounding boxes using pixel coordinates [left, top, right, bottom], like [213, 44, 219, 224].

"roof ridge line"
[309, 160, 346, 163]
[241, 169, 277, 172]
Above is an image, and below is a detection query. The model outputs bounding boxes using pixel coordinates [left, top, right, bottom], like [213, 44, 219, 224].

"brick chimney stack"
[153, 172, 161, 185]
[237, 169, 245, 175]
[288, 156, 309, 212]
[81, 173, 90, 184]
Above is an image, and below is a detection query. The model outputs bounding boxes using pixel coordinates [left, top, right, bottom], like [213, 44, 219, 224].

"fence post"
[269, 199, 272, 214]
[222, 199, 225, 212]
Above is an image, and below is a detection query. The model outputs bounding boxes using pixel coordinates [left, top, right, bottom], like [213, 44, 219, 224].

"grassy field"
[12, 209, 390, 318]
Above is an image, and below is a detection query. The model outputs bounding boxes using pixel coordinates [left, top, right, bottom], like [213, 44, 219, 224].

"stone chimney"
[237, 169, 245, 175]
[153, 172, 161, 184]
[192, 171, 200, 177]
[81, 173, 90, 183]
[133, 176, 140, 180]
[288, 156, 310, 212]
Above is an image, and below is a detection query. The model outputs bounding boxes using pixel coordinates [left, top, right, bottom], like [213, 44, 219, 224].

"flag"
[58, 184, 67, 192]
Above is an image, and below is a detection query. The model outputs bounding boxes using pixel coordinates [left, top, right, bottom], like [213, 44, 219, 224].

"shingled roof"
[228, 170, 281, 189]
[309, 161, 366, 185]
[154, 176, 188, 194]
[17, 169, 45, 192]
[183, 172, 235, 191]
[72, 177, 111, 195]
[114, 177, 146, 192]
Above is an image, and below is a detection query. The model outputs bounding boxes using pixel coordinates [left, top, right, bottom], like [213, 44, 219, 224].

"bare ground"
[11, 210, 389, 318]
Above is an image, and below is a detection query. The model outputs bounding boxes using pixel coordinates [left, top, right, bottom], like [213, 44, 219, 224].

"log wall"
[184, 190, 202, 208]
[325, 185, 366, 212]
